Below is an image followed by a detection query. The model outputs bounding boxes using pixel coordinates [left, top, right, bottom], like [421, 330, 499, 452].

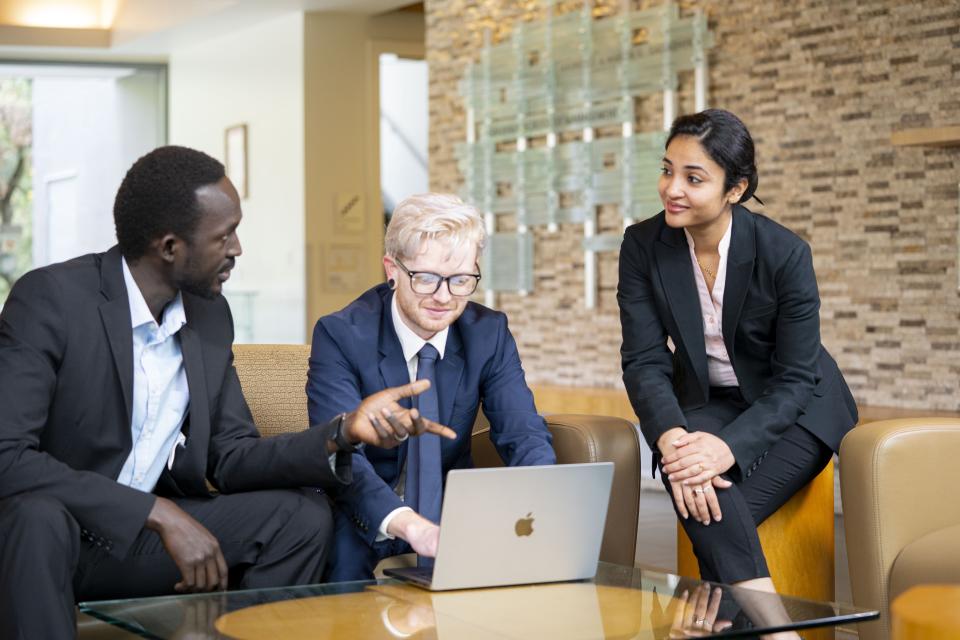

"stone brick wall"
[426, 0, 960, 409]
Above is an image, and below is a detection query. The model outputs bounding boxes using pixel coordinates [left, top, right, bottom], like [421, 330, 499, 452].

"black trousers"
[0, 488, 332, 640]
[661, 387, 833, 584]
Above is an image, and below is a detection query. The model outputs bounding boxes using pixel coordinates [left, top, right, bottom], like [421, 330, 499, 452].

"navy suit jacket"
[618, 206, 858, 477]
[308, 283, 556, 544]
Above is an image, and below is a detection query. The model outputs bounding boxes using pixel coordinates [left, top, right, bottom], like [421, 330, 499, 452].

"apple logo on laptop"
[515, 512, 534, 537]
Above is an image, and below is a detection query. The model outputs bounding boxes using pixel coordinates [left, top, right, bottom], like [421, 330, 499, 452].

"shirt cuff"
[377, 506, 414, 542]
[327, 449, 353, 484]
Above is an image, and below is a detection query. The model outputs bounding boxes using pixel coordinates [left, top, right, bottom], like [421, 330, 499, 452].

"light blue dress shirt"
[116, 258, 190, 492]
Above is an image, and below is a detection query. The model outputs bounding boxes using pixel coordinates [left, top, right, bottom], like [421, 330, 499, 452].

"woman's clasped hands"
[659, 428, 736, 526]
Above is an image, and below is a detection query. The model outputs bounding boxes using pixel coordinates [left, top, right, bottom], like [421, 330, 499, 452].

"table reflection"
[78, 563, 875, 639]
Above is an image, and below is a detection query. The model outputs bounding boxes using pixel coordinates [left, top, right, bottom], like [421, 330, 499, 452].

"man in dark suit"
[0, 146, 452, 639]
[308, 193, 556, 581]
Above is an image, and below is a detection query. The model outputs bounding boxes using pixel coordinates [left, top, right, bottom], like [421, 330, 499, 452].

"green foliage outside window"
[0, 78, 33, 305]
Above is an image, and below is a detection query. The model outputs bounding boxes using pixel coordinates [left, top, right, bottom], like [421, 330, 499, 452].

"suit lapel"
[436, 325, 465, 427]
[378, 295, 412, 403]
[98, 247, 134, 427]
[177, 321, 210, 481]
[378, 291, 414, 471]
[721, 207, 756, 362]
[654, 225, 708, 396]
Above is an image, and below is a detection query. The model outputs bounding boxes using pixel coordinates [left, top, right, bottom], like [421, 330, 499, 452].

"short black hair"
[114, 145, 225, 260]
[666, 109, 762, 205]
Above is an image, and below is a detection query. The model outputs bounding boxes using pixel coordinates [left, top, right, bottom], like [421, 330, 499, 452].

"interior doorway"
[379, 52, 427, 218]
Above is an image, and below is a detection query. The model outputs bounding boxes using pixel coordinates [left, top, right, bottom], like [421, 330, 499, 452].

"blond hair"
[384, 193, 486, 261]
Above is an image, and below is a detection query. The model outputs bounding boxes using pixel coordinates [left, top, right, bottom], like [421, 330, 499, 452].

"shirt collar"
[122, 257, 187, 338]
[390, 292, 448, 364]
[683, 216, 733, 258]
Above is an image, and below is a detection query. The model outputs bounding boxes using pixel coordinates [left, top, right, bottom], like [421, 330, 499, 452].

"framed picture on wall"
[225, 123, 248, 199]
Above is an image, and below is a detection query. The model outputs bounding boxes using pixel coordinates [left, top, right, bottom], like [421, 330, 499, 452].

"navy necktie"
[406, 344, 443, 565]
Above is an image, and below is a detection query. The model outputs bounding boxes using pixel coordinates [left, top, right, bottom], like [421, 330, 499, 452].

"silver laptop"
[385, 462, 614, 591]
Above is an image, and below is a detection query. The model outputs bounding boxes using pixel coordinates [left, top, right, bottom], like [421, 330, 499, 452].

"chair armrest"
[840, 418, 960, 636]
[471, 413, 641, 566]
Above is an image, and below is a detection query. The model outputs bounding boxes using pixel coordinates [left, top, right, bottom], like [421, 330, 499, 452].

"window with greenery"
[0, 78, 32, 306]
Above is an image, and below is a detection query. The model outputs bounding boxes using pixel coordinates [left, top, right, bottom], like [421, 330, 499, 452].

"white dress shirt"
[684, 220, 740, 388]
[116, 258, 190, 492]
[377, 293, 449, 540]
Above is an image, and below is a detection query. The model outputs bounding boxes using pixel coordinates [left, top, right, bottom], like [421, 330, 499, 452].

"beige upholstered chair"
[231, 343, 643, 566]
[840, 418, 960, 640]
[231, 343, 313, 436]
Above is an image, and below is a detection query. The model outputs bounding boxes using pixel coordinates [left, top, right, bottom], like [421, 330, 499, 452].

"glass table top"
[80, 562, 878, 639]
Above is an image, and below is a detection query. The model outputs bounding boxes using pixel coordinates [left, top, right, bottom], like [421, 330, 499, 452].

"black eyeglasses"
[395, 258, 482, 296]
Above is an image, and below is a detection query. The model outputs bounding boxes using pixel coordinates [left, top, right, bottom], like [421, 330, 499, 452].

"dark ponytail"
[745, 172, 763, 206]
[665, 109, 762, 205]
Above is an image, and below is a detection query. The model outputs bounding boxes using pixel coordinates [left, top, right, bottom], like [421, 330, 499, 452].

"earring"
[388, 278, 396, 290]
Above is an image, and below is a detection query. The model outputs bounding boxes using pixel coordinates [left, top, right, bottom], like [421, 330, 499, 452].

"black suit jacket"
[0, 246, 349, 559]
[618, 206, 857, 476]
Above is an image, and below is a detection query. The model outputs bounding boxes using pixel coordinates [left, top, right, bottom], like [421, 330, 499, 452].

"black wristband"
[333, 413, 362, 454]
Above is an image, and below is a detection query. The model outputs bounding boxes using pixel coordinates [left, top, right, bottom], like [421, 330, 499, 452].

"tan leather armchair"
[840, 418, 960, 640]
[232, 344, 642, 567]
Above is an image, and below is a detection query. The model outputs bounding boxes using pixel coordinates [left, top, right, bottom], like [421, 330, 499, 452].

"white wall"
[168, 12, 306, 344]
[31, 69, 164, 267]
[32, 76, 120, 266]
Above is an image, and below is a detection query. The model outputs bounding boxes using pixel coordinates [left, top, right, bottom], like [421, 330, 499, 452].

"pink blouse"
[684, 221, 740, 388]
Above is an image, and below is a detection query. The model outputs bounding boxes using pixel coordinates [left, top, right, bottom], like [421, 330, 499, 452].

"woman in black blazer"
[618, 110, 858, 600]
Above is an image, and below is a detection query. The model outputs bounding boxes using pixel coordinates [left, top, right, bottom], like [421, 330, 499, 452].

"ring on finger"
[693, 487, 705, 495]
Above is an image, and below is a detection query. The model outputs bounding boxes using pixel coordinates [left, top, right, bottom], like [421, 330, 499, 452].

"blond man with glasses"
[307, 193, 556, 581]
